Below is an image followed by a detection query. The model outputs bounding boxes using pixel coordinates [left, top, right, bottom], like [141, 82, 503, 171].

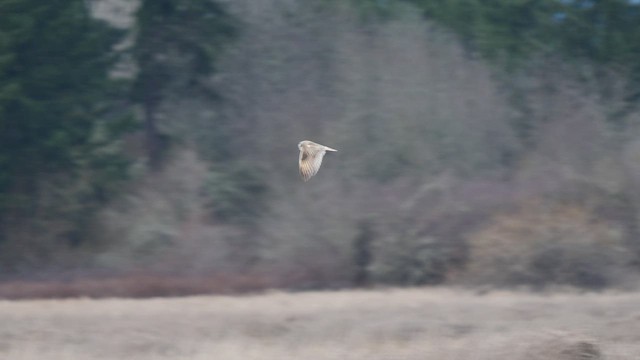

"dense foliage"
[0, 0, 131, 259]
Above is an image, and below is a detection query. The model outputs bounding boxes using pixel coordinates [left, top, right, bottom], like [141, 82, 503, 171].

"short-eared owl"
[298, 140, 337, 181]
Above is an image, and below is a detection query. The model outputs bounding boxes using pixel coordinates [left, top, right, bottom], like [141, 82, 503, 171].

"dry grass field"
[1, 287, 640, 359]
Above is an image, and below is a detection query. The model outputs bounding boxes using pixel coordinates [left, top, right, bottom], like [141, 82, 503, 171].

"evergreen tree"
[132, 0, 236, 169]
[0, 0, 129, 254]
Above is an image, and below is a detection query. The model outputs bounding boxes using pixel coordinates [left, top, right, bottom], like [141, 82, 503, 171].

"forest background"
[2, 0, 640, 297]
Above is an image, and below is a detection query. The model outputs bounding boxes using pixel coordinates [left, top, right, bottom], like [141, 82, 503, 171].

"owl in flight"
[298, 140, 337, 181]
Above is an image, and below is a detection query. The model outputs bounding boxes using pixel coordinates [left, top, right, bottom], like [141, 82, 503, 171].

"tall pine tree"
[0, 0, 129, 261]
[132, 0, 236, 169]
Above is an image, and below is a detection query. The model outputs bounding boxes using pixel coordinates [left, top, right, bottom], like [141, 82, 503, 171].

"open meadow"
[1, 287, 639, 359]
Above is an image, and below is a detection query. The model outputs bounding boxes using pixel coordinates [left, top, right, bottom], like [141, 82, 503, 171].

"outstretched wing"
[299, 146, 327, 181]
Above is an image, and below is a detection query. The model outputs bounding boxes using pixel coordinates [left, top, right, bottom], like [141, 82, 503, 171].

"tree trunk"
[143, 97, 162, 170]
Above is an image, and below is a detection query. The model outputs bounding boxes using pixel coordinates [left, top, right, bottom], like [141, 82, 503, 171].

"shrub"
[462, 199, 630, 289]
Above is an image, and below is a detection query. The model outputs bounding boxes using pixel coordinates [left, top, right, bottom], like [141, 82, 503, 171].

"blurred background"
[2, 0, 640, 297]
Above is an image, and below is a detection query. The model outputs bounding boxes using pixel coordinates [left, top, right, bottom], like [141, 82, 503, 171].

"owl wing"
[299, 146, 327, 181]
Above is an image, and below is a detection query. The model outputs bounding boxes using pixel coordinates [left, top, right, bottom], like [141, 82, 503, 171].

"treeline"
[2, 0, 640, 293]
[410, 0, 640, 121]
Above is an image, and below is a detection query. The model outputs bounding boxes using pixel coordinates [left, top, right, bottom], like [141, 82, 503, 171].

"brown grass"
[1, 287, 639, 359]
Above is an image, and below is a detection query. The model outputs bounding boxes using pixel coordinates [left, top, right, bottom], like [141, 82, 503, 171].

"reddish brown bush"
[0, 273, 275, 299]
[462, 199, 630, 288]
